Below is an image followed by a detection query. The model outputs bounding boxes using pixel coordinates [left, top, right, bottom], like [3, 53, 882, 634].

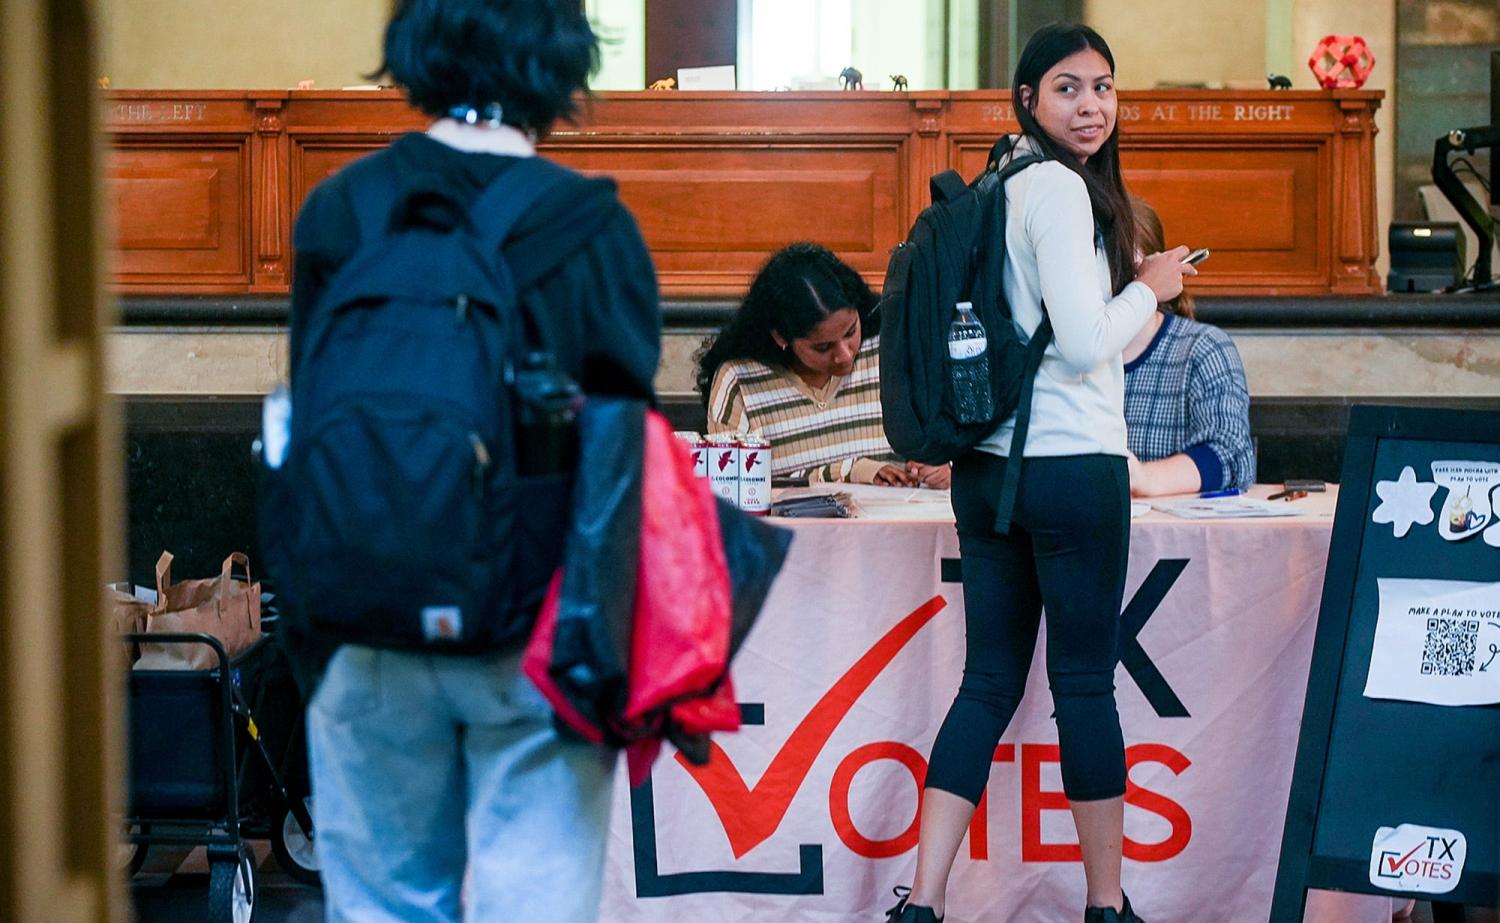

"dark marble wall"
[124, 398, 263, 588]
[1395, 1, 1497, 221]
[122, 394, 1500, 589]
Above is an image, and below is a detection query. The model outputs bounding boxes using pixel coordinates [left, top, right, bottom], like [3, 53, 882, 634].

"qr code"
[1421, 618, 1479, 676]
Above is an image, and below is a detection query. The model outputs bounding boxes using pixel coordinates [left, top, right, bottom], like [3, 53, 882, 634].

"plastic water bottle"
[948, 302, 993, 423]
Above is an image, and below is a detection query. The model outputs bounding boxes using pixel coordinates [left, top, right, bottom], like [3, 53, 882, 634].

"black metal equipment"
[122, 632, 319, 920]
[1388, 222, 1466, 292]
[1432, 124, 1498, 291]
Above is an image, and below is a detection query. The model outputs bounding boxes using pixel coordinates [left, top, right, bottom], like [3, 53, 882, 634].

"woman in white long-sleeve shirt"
[884, 24, 1194, 923]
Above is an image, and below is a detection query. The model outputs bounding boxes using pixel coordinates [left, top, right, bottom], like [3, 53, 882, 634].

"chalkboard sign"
[1272, 405, 1500, 919]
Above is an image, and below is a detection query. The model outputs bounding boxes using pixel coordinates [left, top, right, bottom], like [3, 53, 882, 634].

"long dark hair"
[1012, 23, 1136, 295]
[1130, 195, 1195, 318]
[695, 243, 879, 405]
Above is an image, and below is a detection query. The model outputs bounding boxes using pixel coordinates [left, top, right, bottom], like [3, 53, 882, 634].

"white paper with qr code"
[1364, 578, 1500, 705]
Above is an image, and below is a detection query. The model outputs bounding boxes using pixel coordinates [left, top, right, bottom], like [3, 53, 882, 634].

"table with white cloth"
[599, 484, 1396, 923]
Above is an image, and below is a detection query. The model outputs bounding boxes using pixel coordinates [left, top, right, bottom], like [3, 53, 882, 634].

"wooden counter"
[104, 89, 1382, 299]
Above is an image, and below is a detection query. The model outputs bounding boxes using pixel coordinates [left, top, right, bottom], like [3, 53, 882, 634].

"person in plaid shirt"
[1121, 199, 1255, 496]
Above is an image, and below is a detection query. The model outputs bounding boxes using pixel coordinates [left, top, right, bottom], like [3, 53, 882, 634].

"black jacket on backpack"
[277, 134, 661, 694]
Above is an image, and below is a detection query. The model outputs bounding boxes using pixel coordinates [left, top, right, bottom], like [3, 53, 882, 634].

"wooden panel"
[103, 89, 1383, 298]
[1129, 168, 1297, 250]
[1122, 149, 1326, 292]
[291, 139, 386, 210]
[611, 169, 877, 251]
[553, 141, 905, 294]
[109, 145, 246, 282]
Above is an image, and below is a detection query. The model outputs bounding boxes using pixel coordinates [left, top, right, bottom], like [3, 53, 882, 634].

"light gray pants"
[307, 645, 616, 923]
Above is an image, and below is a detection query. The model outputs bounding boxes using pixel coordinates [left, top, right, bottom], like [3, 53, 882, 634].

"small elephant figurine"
[839, 67, 864, 91]
[890, 74, 909, 92]
[1267, 72, 1292, 90]
[649, 77, 677, 91]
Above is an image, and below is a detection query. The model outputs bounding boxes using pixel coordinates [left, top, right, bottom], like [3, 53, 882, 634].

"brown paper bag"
[109, 583, 152, 665]
[135, 551, 262, 671]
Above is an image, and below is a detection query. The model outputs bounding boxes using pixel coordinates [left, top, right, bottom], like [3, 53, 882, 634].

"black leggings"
[925, 452, 1131, 804]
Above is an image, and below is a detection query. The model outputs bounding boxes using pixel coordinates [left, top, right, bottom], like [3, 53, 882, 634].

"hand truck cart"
[121, 631, 318, 922]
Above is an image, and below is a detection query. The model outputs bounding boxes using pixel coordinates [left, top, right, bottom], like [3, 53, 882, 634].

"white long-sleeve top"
[978, 149, 1158, 458]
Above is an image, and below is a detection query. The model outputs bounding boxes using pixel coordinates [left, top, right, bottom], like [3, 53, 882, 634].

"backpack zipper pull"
[455, 293, 470, 322]
[469, 431, 491, 494]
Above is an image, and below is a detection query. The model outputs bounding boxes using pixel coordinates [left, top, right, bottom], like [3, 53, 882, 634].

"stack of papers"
[773, 483, 954, 521]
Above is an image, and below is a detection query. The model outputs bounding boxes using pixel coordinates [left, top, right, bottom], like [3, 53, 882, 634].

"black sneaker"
[884, 885, 943, 922]
[1083, 892, 1144, 923]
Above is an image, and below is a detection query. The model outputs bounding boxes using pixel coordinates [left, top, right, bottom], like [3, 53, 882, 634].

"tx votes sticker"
[1369, 824, 1466, 894]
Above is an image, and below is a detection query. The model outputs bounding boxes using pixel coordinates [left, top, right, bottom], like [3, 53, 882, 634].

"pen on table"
[1266, 488, 1309, 501]
[1198, 488, 1245, 499]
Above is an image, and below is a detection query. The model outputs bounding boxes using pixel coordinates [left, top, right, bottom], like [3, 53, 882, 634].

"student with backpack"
[274, 1, 659, 920]
[881, 24, 1194, 923]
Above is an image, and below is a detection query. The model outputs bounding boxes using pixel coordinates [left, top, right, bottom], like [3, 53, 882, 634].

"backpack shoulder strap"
[997, 153, 1046, 183]
[929, 170, 970, 205]
[992, 312, 1053, 535]
[986, 150, 1050, 535]
[986, 135, 1017, 170]
[468, 157, 574, 257]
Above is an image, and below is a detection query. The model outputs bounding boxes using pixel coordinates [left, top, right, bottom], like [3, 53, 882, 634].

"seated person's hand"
[873, 463, 917, 487]
[907, 462, 951, 490]
[1126, 448, 1203, 497]
[1126, 450, 1144, 494]
[1125, 450, 1157, 498]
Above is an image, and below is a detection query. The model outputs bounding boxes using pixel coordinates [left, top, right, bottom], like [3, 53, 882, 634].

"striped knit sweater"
[706, 335, 900, 483]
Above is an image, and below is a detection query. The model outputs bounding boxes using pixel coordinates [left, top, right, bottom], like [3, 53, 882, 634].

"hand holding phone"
[1182, 247, 1211, 265]
[1136, 246, 1195, 303]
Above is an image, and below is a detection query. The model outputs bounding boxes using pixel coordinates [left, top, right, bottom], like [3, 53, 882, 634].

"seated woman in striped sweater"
[698, 242, 949, 488]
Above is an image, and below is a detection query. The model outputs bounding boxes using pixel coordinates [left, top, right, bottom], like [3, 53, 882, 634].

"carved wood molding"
[252, 98, 288, 291]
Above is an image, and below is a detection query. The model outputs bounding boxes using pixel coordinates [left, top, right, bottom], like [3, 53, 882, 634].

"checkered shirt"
[1123, 313, 1256, 491]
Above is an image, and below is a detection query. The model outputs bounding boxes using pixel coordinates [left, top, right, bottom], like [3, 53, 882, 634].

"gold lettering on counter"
[964, 99, 1294, 128]
[1233, 103, 1295, 121]
[110, 103, 208, 123]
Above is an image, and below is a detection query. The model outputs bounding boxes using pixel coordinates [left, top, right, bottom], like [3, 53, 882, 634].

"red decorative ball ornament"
[1308, 34, 1375, 89]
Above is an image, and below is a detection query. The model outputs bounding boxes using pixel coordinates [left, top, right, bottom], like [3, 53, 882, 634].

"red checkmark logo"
[674, 595, 948, 858]
[1387, 843, 1423, 874]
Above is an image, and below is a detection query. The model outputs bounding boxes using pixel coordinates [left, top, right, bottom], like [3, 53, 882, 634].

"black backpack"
[260, 156, 577, 651]
[878, 138, 1050, 532]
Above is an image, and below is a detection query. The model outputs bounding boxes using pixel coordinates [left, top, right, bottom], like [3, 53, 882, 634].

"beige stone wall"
[108, 328, 1500, 400]
[1083, 0, 1269, 89]
[99, 0, 387, 89]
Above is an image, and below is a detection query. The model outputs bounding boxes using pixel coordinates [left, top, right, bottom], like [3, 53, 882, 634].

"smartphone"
[1183, 247, 1211, 265]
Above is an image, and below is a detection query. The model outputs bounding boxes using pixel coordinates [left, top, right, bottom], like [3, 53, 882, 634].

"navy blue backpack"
[261, 157, 575, 651]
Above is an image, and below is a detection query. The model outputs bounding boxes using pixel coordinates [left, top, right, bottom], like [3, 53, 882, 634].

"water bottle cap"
[956, 301, 973, 311]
